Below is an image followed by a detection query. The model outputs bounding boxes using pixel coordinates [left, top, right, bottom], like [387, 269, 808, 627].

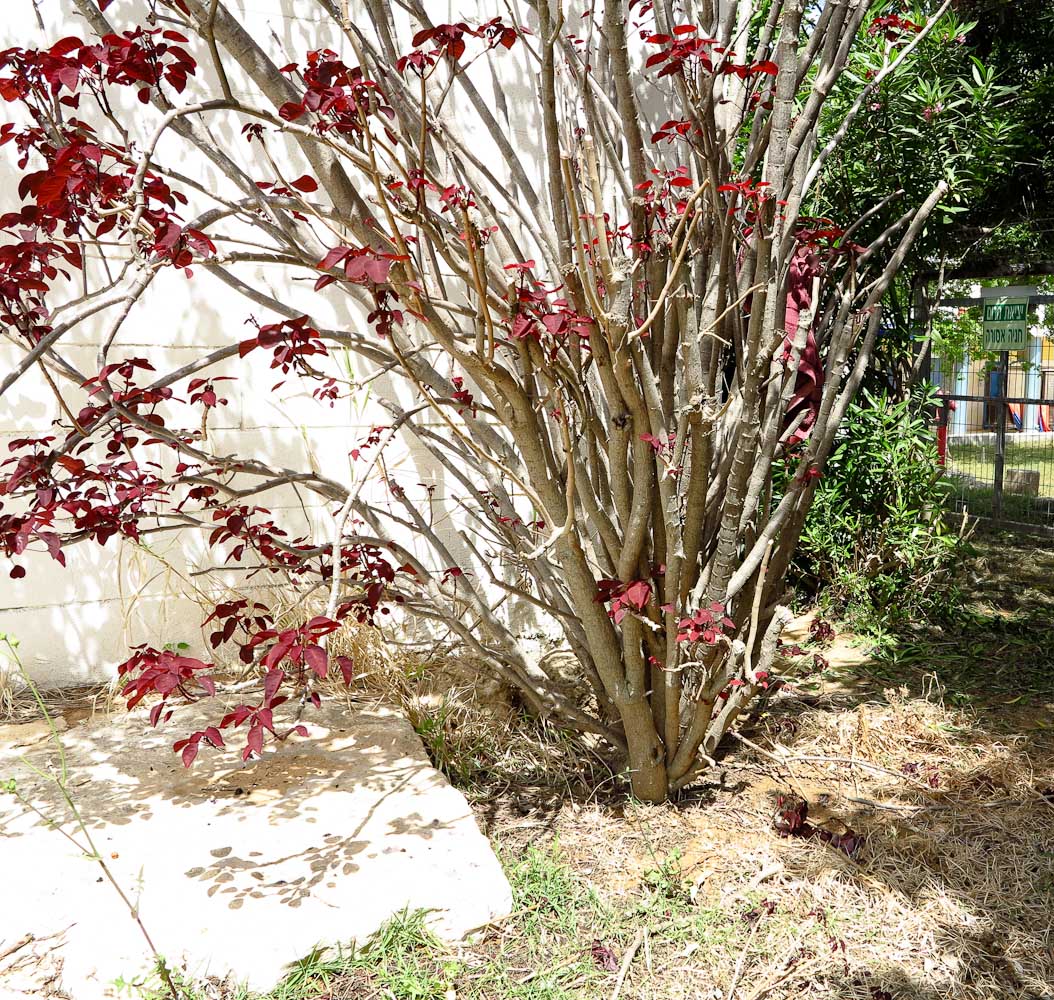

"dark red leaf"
[336, 655, 354, 685]
[203, 726, 225, 748]
[49, 37, 84, 57]
[263, 666, 285, 703]
[244, 723, 264, 759]
[591, 940, 619, 972]
[304, 644, 328, 678]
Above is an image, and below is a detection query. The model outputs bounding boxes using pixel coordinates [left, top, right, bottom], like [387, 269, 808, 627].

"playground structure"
[933, 337, 1054, 439]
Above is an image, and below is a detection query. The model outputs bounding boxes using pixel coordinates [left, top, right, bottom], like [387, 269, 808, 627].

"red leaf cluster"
[676, 601, 735, 644]
[867, 15, 922, 42]
[450, 376, 477, 417]
[397, 18, 519, 74]
[0, 28, 196, 106]
[773, 795, 864, 857]
[595, 578, 652, 625]
[644, 26, 720, 77]
[640, 431, 676, 454]
[645, 26, 778, 81]
[238, 315, 329, 379]
[118, 646, 216, 715]
[315, 247, 408, 338]
[650, 118, 696, 145]
[317, 245, 406, 287]
[278, 50, 393, 137]
[718, 178, 771, 209]
[188, 377, 233, 410]
[506, 277, 592, 352]
[809, 618, 836, 644]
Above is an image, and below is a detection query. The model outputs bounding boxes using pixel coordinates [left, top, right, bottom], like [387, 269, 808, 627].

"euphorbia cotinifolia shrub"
[1, 1, 956, 800]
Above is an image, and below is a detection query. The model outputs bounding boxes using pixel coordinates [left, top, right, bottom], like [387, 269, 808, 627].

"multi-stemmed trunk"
[0, 1, 950, 798]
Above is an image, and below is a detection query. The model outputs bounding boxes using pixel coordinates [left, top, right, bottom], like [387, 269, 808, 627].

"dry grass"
[475, 684, 1054, 1000]
[289, 613, 1054, 999]
[320, 620, 619, 797]
[203, 609, 1054, 998]
[0, 682, 108, 729]
[0, 671, 16, 721]
[277, 674, 1054, 1000]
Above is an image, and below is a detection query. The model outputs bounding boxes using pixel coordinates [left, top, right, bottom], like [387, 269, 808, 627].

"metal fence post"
[993, 350, 1009, 520]
[937, 395, 950, 467]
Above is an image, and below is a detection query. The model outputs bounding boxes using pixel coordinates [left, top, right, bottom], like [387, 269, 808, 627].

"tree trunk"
[621, 696, 669, 803]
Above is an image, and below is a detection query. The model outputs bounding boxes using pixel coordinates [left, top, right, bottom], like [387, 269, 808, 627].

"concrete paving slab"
[0, 701, 511, 998]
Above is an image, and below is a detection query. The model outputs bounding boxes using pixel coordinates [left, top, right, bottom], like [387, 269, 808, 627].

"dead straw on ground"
[496, 686, 1054, 1000]
[0, 671, 15, 721]
[301, 620, 1054, 999]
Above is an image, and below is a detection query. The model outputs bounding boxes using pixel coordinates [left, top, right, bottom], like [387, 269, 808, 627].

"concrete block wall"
[1, 1, 548, 685]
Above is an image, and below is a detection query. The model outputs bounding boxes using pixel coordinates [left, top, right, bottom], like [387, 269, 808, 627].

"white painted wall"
[0, 0, 550, 685]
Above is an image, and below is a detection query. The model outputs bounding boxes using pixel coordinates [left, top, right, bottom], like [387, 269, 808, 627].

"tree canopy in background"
[813, 1, 1054, 390]
[820, 0, 1054, 278]
[947, 0, 1054, 277]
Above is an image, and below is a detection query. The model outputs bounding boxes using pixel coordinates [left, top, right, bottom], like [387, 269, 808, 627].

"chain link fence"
[935, 356, 1054, 532]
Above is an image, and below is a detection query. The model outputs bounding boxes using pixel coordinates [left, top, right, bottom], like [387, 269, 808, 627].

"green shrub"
[789, 388, 963, 629]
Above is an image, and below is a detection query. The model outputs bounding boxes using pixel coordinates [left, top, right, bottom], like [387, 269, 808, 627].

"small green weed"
[409, 699, 483, 786]
[266, 945, 346, 1000]
[638, 849, 692, 919]
[343, 910, 452, 1000]
[114, 959, 230, 1000]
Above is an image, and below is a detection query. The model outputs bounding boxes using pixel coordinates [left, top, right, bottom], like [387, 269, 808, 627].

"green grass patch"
[946, 481, 1052, 524]
[122, 839, 773, 1000]
[945, 440, 1054, 526]
[948, 440, 1054, 489]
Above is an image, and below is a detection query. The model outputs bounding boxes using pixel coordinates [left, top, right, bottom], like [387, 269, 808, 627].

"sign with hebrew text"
[982, 297, 1030, 351]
